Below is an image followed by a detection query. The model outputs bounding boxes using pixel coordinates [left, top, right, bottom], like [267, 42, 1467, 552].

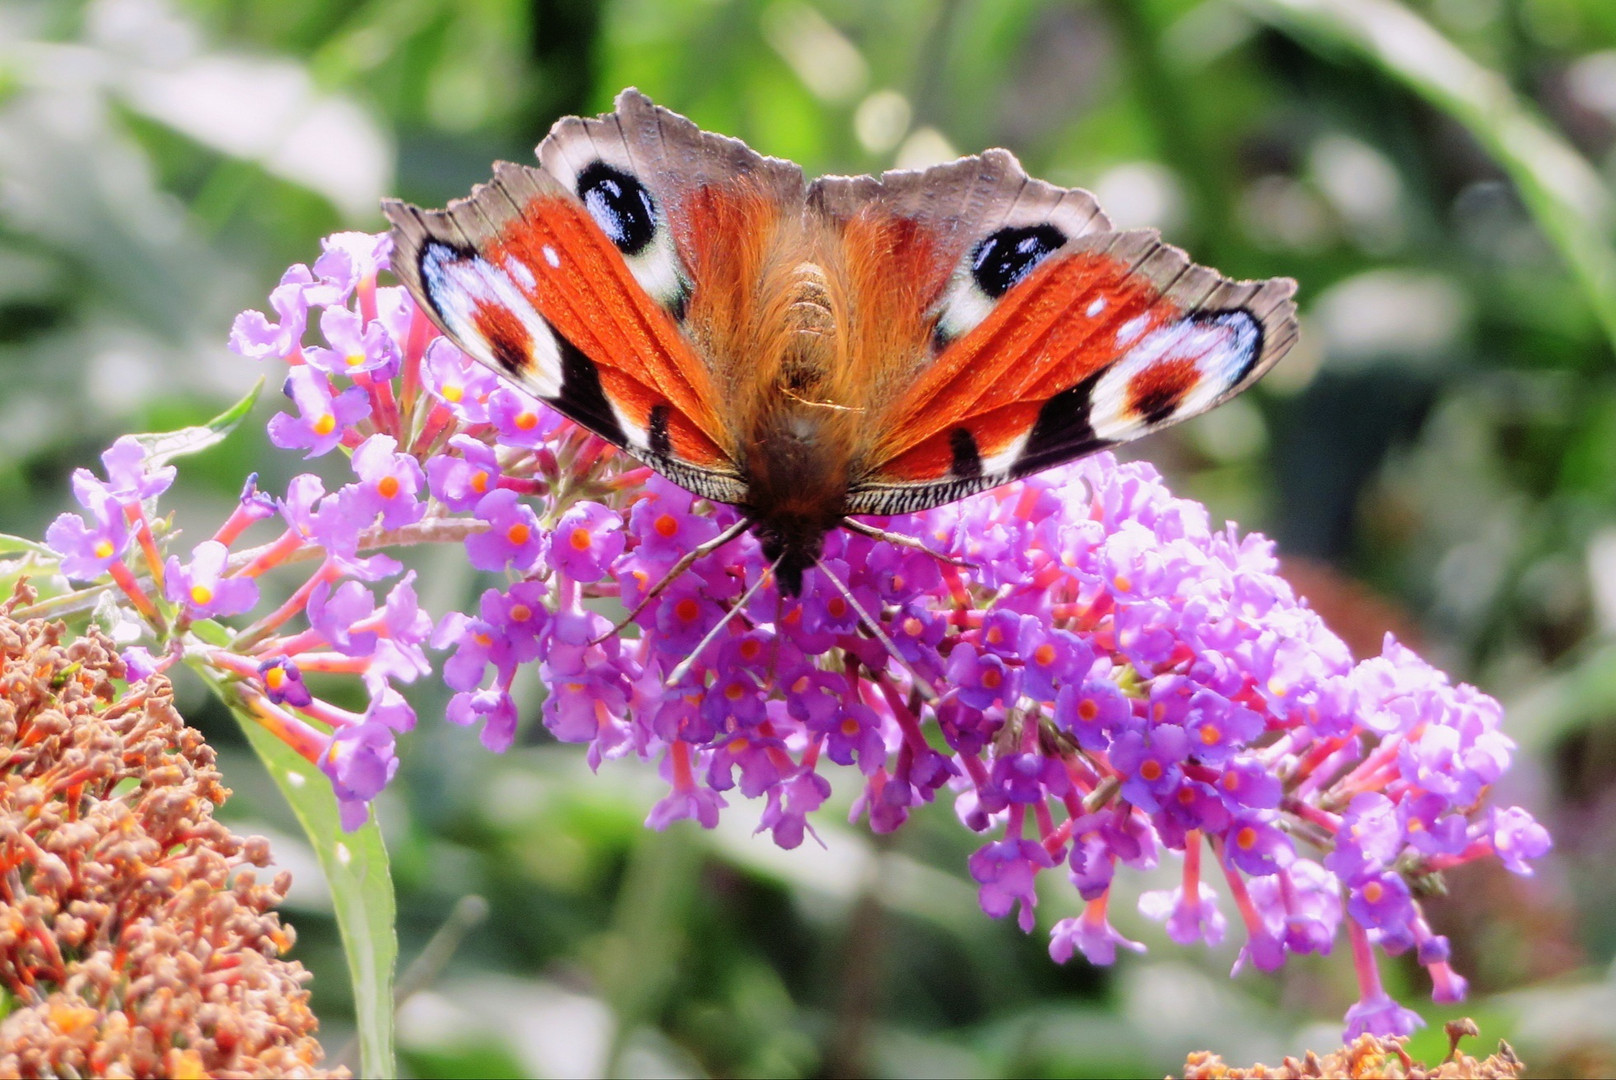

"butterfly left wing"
[383, 89, 807, 506]
[809, 153, 1298, 516]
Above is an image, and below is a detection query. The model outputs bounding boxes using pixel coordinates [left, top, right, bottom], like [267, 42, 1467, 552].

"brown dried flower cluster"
[1177, 1020, 1524, 1080]
[0, 592, 344, 1078]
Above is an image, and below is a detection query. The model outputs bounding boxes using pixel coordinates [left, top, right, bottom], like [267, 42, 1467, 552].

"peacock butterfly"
[383, 88, 1297, 597]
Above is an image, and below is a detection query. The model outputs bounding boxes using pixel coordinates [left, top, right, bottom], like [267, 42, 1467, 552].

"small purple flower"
[947, 646, 1015, 712]
[308, 579, 380, 657]
[1022, 628, 1092, 703]
[260, 657, 314, 707]
[490, 386, 562, 447]
[465, 488, 544, 572]
[122, 646, 160, 681]
[648, 777, 727, 830]
[268, 366, 370, 457]
[1049, 902, 1146, 965]
[1347, 872, 1414, 934]
[164, 540, 258, 617]
[1326, 792, 1403, 884]
[46, 488, 130, 581]
[1111, 726, 1188, 813]
[349, 434, 426, 530]
[230, 263, 314, 361]
[422, 340, 500, 424]
[1052, 678, 1132, 751]
[627, 482, 724, 563]
[1489, 805, 1552, 875]
[312, 231, 391, 300]
[320, 720, 399, 831]
[971, 837, 1056, 932]
[547, 501, 625, 583]
[447, 686, 520, 752]
[427, 435, 503, 511]
[757, 769, 831, 849]
[1343, 988, 1424, 1040]
[1139, 883, 1226, 947]
[1224, 813, 1295, 877]
[98, 435, 176, 502]
[304, 305, 399, 378]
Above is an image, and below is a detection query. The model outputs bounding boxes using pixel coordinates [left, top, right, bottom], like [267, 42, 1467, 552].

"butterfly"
[383, 88, 1297, 598]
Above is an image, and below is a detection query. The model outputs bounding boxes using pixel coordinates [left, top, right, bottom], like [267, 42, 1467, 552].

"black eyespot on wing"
[949, 427, 982, 479]
[970, 224, 1066, 298]
[577, 161, 658, 256]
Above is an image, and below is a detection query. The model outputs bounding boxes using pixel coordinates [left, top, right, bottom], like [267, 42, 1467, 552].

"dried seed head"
[0, 600, 346, 1078]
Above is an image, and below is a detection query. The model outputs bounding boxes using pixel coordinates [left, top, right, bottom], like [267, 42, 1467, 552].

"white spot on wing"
[1087, 311, 1260, 443]
[1116, 314, 1149, 346]
[543, 245, 560, 268]
[504, 256, 536, 292]
[421, 243, 564, 398]
[1086, 297, 1106, 317]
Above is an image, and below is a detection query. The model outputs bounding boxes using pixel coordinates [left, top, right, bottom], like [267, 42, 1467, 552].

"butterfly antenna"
[665, 555, 783, 689]
[840, 517, 974, 571]
[591, 516, 752, 646]
[813, 558, 939, 705]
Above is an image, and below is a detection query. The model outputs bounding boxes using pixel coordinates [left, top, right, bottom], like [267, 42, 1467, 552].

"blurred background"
[1, 0, 1613, 1075]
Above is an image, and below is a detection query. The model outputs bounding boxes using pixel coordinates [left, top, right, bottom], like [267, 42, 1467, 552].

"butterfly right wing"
[808, 151, 1297, 515]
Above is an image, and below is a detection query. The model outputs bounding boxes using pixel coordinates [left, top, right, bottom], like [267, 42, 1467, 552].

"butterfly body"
[384, 90, 1298, 595]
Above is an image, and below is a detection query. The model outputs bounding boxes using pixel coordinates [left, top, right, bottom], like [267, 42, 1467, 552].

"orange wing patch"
[874, 251, 1171, 472]
[488, 196, 727, 467]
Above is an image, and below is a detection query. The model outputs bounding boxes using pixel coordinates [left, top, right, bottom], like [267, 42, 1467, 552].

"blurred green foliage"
[3, 0, 1615, 1075]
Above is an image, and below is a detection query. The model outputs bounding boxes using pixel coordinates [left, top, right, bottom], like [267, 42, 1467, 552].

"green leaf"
[1242, 0, 1616, 353]
[0, 533, 54, 557]
[134, 377, 267, 468]
[205, 673, 398, 1078]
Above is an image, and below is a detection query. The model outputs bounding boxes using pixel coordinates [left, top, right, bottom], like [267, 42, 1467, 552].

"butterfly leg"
[665, 557, 779, 688]
[592, 516, 751, 645]
[840, 517, 974, 570]
[813, 559, 939, 705]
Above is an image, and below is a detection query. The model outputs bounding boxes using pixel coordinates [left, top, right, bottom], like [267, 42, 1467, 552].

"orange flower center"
[654, 513, 679, 538]
[376, 475, 400, 499]
[506, 522, 531, 545]
[569, 527, 592, 551]
[313, 413, 337, 436]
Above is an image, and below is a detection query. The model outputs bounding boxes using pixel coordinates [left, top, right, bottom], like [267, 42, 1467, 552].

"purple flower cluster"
[44, 229, 1552, 1039]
